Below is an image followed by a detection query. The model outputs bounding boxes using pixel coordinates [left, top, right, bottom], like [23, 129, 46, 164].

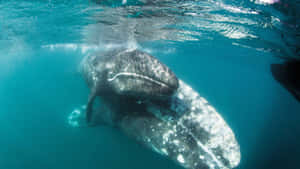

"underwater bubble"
[68, 106, 87, 128]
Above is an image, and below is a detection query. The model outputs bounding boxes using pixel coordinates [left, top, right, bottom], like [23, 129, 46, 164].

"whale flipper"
[86, 87, 97, 123]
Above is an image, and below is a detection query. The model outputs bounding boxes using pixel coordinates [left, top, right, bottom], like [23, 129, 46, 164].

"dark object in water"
[271, 60, 300, 102]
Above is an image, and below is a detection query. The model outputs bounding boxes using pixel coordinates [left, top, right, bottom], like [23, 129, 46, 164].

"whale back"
[119, 80, 241, 169]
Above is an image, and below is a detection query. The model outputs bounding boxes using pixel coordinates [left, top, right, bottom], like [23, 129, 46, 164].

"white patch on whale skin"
[177, 154, 185, 163]
[107, 72, 168, 88]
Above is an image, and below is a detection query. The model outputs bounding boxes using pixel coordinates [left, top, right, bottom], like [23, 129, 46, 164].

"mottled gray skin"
[80, 49, 179, 123]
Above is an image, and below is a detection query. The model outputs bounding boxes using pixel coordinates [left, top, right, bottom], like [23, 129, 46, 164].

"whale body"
[70, 49, 241, 169]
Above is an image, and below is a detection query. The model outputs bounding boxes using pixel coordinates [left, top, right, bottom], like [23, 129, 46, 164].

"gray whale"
[71, 48, 241, 169]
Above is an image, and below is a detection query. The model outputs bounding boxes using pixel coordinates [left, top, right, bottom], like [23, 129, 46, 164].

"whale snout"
[107, 49, 179, 98]
[149, 62, 179, 96]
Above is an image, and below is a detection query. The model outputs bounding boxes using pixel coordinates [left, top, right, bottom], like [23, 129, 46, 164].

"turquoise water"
[0, 0, 299, 169]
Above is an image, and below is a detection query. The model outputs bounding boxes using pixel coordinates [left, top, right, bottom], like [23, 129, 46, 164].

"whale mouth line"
[107, 72, 170, 88]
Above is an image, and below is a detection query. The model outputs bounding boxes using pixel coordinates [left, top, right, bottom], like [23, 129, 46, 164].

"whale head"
[105, 49, 179, 99]
[81, 49, 179, 99]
